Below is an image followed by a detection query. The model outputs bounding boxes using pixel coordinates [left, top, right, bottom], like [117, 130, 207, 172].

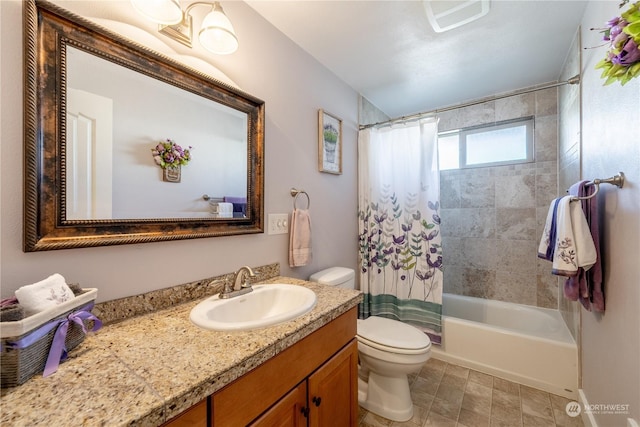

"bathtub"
[431, 293, 578, 399]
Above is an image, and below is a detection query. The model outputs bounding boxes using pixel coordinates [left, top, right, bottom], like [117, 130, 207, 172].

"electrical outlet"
[268, 213, 289, 235]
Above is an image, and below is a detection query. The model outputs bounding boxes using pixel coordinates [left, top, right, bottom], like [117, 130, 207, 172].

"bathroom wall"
[0, 1, 359, 302]
[439, 88, 559, 308]
[578, 2, 639, 425]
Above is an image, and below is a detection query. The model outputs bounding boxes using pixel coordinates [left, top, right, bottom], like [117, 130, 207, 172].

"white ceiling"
[247, 1, 588, 118]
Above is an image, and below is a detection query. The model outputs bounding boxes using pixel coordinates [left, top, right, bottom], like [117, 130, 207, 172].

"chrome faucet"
[219, 266, 256, 299]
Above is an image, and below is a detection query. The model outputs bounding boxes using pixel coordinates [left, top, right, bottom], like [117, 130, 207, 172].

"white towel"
[209, 202, 234, 214]
[538, 198, 559, 260]
[289, 209, 312, 267]
[540, 196, 596, 277]
[218, 202, 233, 213]
[15, 273, 75, 316]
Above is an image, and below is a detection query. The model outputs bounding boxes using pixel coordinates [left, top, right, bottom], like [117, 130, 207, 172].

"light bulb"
[198, 3, 238, 55]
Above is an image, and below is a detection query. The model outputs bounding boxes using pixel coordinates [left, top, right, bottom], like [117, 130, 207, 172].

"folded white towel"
[214, 212, 233, 218]
[15, 274, 75, 316]
[218, 202, 234, 213]
[289, 209, 312, 267]
[546, 196, 596, 276]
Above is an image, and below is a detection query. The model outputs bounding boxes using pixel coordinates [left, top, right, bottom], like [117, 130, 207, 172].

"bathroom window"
[438, 117, 534, 170]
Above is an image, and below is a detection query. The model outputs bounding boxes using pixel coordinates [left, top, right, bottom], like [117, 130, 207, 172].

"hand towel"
[540, 196, 596, 277]
[15, 274, 75, 316]
[289, 209, 312, 267]
[564, 181, 604, 311]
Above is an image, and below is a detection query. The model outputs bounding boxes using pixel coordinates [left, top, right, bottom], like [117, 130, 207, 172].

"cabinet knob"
[312, 396, 322, 407]
[300, 406, 309, 418]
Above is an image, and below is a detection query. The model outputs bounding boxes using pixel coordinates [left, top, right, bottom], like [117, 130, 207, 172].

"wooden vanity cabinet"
[213, 307, 358, 426]
[164, 307, 358, 427]
[249, 381, 307, 426]
[162, 399, 208, 426]
[250, 340, 358, 427]
[306, 340, 358, 427]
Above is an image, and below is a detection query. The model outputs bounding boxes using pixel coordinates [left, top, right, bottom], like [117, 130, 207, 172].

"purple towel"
[564, 181, 604, 312]
[223, 196, 246, 204]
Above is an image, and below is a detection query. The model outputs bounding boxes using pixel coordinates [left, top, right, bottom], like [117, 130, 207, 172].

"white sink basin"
[190, 284, 317, 331]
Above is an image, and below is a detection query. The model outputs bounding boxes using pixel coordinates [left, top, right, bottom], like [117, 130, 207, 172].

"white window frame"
[440, 117, 535, 170]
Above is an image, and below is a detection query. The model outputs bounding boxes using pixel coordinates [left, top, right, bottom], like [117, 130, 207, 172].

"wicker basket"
[0, 288, 98, 388]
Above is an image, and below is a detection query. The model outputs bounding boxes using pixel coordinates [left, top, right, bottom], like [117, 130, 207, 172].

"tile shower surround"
[439, 87, 559, 309]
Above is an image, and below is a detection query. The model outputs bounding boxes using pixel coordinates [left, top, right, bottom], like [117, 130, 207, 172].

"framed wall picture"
[318, 109, 342, 174]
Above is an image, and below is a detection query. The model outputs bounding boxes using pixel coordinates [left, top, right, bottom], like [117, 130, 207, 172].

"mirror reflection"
[24, 0, 264, 252]
[66, 46, 248, 220]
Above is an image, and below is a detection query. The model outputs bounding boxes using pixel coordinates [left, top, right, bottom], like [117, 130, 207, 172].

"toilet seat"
[357, 317, 431, 355]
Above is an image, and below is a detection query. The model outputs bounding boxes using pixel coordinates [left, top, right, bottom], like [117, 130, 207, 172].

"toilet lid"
[357, 316, 431, 351]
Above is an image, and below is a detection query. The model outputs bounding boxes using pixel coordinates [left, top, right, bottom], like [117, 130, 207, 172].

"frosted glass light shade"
[131, 0, 183, 25]
[199, 4, 238, 55]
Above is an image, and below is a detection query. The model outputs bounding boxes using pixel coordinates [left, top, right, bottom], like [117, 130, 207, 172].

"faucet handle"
[222, 278, 233, 293]
[241, 274, 254, 288]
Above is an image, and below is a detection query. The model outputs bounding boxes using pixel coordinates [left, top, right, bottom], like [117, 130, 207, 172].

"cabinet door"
[249, 382, 308, 427]
[162, 398, 207, 427]
[308, 340, 358, 427]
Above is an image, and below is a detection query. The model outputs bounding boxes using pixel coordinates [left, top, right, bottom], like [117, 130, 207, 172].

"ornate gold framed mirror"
[24, 0, 265, 252]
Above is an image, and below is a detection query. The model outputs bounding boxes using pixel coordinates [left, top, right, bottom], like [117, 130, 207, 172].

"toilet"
[309, 267, 431, 422]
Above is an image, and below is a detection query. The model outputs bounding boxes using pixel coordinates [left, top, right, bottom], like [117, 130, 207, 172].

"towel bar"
[570, 172, 625, 201]
[202, 194, 224, 202]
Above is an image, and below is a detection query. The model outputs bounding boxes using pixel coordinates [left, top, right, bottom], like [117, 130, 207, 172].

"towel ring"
[290, 188, 310, 209]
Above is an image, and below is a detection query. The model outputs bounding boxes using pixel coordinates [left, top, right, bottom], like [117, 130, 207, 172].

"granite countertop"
[0, 276, 362, 426]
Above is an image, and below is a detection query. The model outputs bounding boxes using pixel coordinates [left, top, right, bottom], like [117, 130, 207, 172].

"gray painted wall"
[0, 0, 359, 302]
[579, 2, 640, 425]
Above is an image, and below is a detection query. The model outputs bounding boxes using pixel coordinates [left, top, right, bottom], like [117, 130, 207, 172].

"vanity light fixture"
[130, 0, 239, 55]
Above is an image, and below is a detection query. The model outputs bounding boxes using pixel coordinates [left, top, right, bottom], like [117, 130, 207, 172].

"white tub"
[432, 293, 578, 399]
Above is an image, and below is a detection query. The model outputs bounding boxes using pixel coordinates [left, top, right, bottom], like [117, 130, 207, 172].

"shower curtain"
[358, 118, 443, 344]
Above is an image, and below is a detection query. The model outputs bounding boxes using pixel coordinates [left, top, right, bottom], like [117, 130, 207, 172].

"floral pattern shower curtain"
[358, 118, 443, 344]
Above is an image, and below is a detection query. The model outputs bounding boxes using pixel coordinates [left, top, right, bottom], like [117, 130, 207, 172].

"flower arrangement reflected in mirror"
[151, 139, 192, 182]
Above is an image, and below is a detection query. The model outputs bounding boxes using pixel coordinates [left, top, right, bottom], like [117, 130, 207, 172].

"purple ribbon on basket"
[2, 302, 102, 377]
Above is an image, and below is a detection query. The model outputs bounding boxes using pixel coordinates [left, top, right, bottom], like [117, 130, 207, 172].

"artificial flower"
[151, 139, 192, 169]
[594, 1, 640, 85]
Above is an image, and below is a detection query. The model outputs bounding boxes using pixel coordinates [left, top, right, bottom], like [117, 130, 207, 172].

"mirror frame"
[23, 0, 265, 252]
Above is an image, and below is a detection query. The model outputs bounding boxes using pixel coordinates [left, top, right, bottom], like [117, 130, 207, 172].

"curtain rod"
[359, 74, 581, 130]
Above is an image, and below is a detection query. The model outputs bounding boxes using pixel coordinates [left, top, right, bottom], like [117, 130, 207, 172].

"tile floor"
[358, 358, 584, 427]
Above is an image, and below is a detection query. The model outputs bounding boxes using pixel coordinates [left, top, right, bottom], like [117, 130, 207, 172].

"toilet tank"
[309, 267, 355, 289]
